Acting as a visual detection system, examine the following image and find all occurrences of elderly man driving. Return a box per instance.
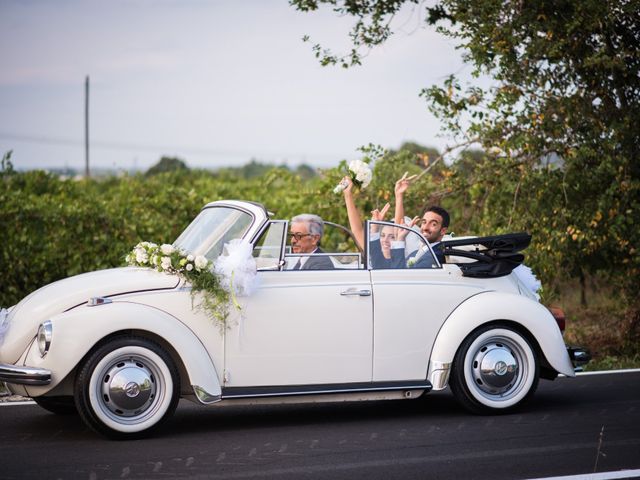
[289,214,334,270]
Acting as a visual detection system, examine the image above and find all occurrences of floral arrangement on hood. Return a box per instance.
[125,240,257,330]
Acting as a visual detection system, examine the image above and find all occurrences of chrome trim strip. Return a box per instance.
[0,363,51,386]
[192,385,221,404]
[221,382,432,400]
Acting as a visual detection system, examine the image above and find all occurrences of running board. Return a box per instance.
[221,380,432,400]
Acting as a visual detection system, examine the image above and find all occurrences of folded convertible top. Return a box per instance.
[441,232,531,278]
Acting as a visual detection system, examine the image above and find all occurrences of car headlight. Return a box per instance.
[37,321,53,357]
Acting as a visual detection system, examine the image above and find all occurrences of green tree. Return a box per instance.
[146,156,189,176]
[291,0,640,308]
[295,163,318,180]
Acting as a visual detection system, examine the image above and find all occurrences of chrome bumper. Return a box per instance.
[0,363,51,385]
[567,346,591,371]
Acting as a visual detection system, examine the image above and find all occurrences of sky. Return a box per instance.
[0,0,474,172]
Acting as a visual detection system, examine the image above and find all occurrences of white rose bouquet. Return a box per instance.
[334,159,373,194]
[126,242,209,276]
[126,242,232,330]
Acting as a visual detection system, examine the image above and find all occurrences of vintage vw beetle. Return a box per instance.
[0,200,589,438]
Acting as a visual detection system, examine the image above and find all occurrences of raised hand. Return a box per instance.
[341,176,354,195]
[394,171,417,225]
[371,202,390,222]
[370,203,390,233]
[397,216,420,241]
[394,171,417,196]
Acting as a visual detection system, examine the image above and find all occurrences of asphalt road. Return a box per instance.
[1,371,639,480]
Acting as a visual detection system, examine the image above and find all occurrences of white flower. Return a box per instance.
[160,244,175,255]
[195,255,208,271]
[356,168,372,188]
[348,159,372,188]
[348,159,364,172]
[161,256,172,271]
[185,263,193,272]
[135,248,149,264]
[488,146,504,156]
[187,254,194,262]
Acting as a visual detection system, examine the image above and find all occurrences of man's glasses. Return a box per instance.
[289,232,313,241]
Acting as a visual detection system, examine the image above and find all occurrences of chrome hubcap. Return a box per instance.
[100,358,156,417]
[471,340,521,396]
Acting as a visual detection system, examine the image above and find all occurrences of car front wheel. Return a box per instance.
[450,325,539,414]
[74,336,179,439]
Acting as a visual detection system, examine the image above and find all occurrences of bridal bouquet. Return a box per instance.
[333,159,373,194]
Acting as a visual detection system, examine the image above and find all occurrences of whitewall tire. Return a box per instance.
[75,336,179,439]
[450,325,539,414]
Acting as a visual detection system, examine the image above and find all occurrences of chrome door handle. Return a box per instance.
[340,289,371,297]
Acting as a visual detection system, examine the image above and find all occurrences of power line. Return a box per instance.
[0,131,344,161]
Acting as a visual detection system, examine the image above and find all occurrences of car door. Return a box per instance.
[366,221,484,382]
[223,221,373,388]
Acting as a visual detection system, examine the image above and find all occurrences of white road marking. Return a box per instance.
[525,469,640,480]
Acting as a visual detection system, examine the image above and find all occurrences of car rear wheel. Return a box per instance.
[34,396,77,415]
[74,336,179,439]
[450,325,539,414]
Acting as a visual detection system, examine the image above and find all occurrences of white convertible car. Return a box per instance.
[0,200,589,439]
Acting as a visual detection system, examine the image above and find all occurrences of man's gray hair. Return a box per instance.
[291,214,324,237]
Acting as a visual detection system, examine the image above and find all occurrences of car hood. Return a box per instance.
[0,267,180,364]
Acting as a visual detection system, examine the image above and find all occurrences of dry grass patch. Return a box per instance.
[555,277,640,371]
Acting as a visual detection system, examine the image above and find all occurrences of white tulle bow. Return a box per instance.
[513,264,542,300]
[214,239,258,298]
[0,308,9,346]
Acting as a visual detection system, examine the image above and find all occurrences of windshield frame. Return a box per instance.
[174,204,259,261]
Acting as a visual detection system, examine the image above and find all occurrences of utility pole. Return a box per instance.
[84,75,90,178]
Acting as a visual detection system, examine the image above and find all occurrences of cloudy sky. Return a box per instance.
[0,0,473,172]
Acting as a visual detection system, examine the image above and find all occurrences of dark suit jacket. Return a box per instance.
[406,247,439,269]
[300,247,335,270]
[416,242,444,265]
[368,238,395,269]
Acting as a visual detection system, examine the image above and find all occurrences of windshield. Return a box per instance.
[174,206,254,261]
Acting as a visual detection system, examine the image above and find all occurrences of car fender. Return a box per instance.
[22,301,222,401]
[428,291,574,389]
